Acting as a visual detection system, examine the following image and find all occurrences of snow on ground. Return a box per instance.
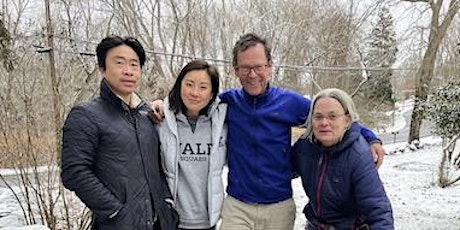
[0,187,49,230]
[375,99,413,135]
[379,138,460,229]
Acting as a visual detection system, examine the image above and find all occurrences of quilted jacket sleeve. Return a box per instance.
[61,106,123,221]
[351,140,394,229]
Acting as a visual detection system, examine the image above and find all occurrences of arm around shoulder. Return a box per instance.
[357,124,386,168]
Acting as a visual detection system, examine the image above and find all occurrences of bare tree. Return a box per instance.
[403,0,460,142]
[0,0,105,229]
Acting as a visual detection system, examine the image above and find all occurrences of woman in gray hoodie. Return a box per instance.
[157,60,227,230]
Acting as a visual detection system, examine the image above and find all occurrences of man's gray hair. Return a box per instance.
[303,88,360,141]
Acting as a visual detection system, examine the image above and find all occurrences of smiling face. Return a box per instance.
[100,45,141,101]
[312,97,352,147]
[180,70,213,117]
[234,43,272,96]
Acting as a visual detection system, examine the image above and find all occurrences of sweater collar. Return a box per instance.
[241,84,273,103]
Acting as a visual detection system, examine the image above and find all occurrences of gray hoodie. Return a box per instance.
[158,97,227,228]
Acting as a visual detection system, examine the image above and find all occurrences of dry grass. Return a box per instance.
[0,131,57,168]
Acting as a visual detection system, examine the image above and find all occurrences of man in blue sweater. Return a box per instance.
[218,33,385,230]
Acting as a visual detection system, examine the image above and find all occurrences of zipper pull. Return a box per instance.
[318,154,323,166]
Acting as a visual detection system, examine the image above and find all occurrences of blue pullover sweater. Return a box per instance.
[219,86,378,204]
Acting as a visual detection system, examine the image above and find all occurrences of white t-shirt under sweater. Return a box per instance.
[176,113,211,229]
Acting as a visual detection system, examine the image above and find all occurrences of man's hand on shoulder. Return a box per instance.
[148,99,165,123]
[370,141,385,169]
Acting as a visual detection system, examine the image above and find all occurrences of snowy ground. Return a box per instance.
[1,100,459,229]
[0,186,49,230]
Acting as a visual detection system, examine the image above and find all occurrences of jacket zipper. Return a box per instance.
[316,153,328,228]
[251,97,261,194]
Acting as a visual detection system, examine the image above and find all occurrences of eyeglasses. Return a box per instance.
[312,113,348,122]
[235,64,269,75]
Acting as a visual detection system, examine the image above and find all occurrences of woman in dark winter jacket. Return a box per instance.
[290,88,394,230]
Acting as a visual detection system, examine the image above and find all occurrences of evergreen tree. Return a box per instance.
[363,7,397,107]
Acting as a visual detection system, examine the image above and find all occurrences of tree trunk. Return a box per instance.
[45,0,62,162]
[408,0,460,142]
[408,45,437,142]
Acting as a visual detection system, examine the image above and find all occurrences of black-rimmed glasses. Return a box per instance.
[235,64,269,75]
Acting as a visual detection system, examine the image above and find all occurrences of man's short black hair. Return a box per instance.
[96,35,146,69]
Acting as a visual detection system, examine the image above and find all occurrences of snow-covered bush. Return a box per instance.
[426,81,460,187]
[426,81,460,139]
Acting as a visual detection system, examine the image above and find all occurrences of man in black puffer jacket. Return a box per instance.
[61,35,178,230]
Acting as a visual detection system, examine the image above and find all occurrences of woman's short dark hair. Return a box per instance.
[168,60,220,116]
[96,35,146,69]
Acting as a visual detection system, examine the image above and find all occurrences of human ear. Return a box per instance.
[99,67,106,78]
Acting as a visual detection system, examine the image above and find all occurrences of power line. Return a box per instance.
[14,33,418,71]
[277,64,417,71]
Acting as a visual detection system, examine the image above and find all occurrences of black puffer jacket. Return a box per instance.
[61,79,178,230]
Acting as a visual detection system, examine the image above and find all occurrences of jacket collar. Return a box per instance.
[100,78,144,112]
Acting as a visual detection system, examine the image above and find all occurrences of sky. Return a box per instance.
[1,99,459,229]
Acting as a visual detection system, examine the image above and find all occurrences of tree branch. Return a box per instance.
[350,47,369,98]
[401,0,430,3]
[439,0,460,34]
[443,134,460,153]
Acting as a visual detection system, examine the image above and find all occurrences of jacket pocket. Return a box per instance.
[98,204,133,229]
